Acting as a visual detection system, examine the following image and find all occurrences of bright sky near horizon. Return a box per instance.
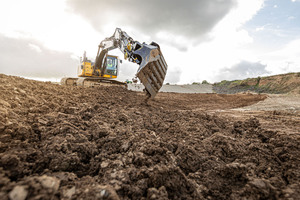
[0,0,300,84]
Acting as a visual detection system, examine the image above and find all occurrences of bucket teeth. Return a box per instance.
[135,45,168,98]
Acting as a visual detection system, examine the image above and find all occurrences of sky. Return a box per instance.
[0,0,300,84]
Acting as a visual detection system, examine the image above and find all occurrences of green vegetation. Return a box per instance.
[256,76,261,87]
[217,80,229,86]
[192,82,201,85]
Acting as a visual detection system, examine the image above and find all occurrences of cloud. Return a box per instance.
[164,67,182,84]
[28,43,42,53]
[260,39,300,74]
[215,60,270,81]
[66,0,237,49]
[0,34,78,79]
[0,0,102,56]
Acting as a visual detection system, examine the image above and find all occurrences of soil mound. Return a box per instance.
[0,74,299,199]
[214,72,300,94]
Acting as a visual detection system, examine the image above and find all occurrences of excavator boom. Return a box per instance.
[95,28,168,98]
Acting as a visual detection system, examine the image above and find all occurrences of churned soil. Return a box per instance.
[0,74,299,199]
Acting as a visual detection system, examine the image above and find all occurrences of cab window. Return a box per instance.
[105,57,118,76]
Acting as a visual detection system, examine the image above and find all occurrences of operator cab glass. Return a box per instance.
[105,56,118,76]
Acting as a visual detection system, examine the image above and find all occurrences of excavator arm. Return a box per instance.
[94,28,168,98]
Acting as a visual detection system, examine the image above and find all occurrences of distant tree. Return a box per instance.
[192,82,201,85]
[256,76,261,86]
[202,80,209,84]
[166,83,170,85]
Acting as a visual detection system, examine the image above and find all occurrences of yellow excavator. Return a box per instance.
[61,51,124,87]
[61,28,168,98]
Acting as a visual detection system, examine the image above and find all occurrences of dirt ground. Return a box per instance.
[1,74,300,200]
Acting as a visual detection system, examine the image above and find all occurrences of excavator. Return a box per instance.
[61,28,168,98]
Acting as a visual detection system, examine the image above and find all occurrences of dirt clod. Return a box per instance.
[8,185,28,200]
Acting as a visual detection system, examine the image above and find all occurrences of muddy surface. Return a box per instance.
[0,74,300,199]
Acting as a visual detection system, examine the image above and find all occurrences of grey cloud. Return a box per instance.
[216,60,270,82]
[0,35,78,79]
[66,0,237,50]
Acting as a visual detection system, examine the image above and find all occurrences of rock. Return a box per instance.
[63,186,76,199]
[101,161,110,168]
[8,185,28,200]
[118,113,129,122]
[245,178,278,199]
[17,88,26,95]
[112,160,123,167]
[38,118,48,125]
[121,142,130,152]
[96,185,120,200]
[37,175,60,191]
[250,179,266,188]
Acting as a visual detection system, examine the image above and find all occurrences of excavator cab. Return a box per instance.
[77,53,120,79]
[103,55,119,78]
